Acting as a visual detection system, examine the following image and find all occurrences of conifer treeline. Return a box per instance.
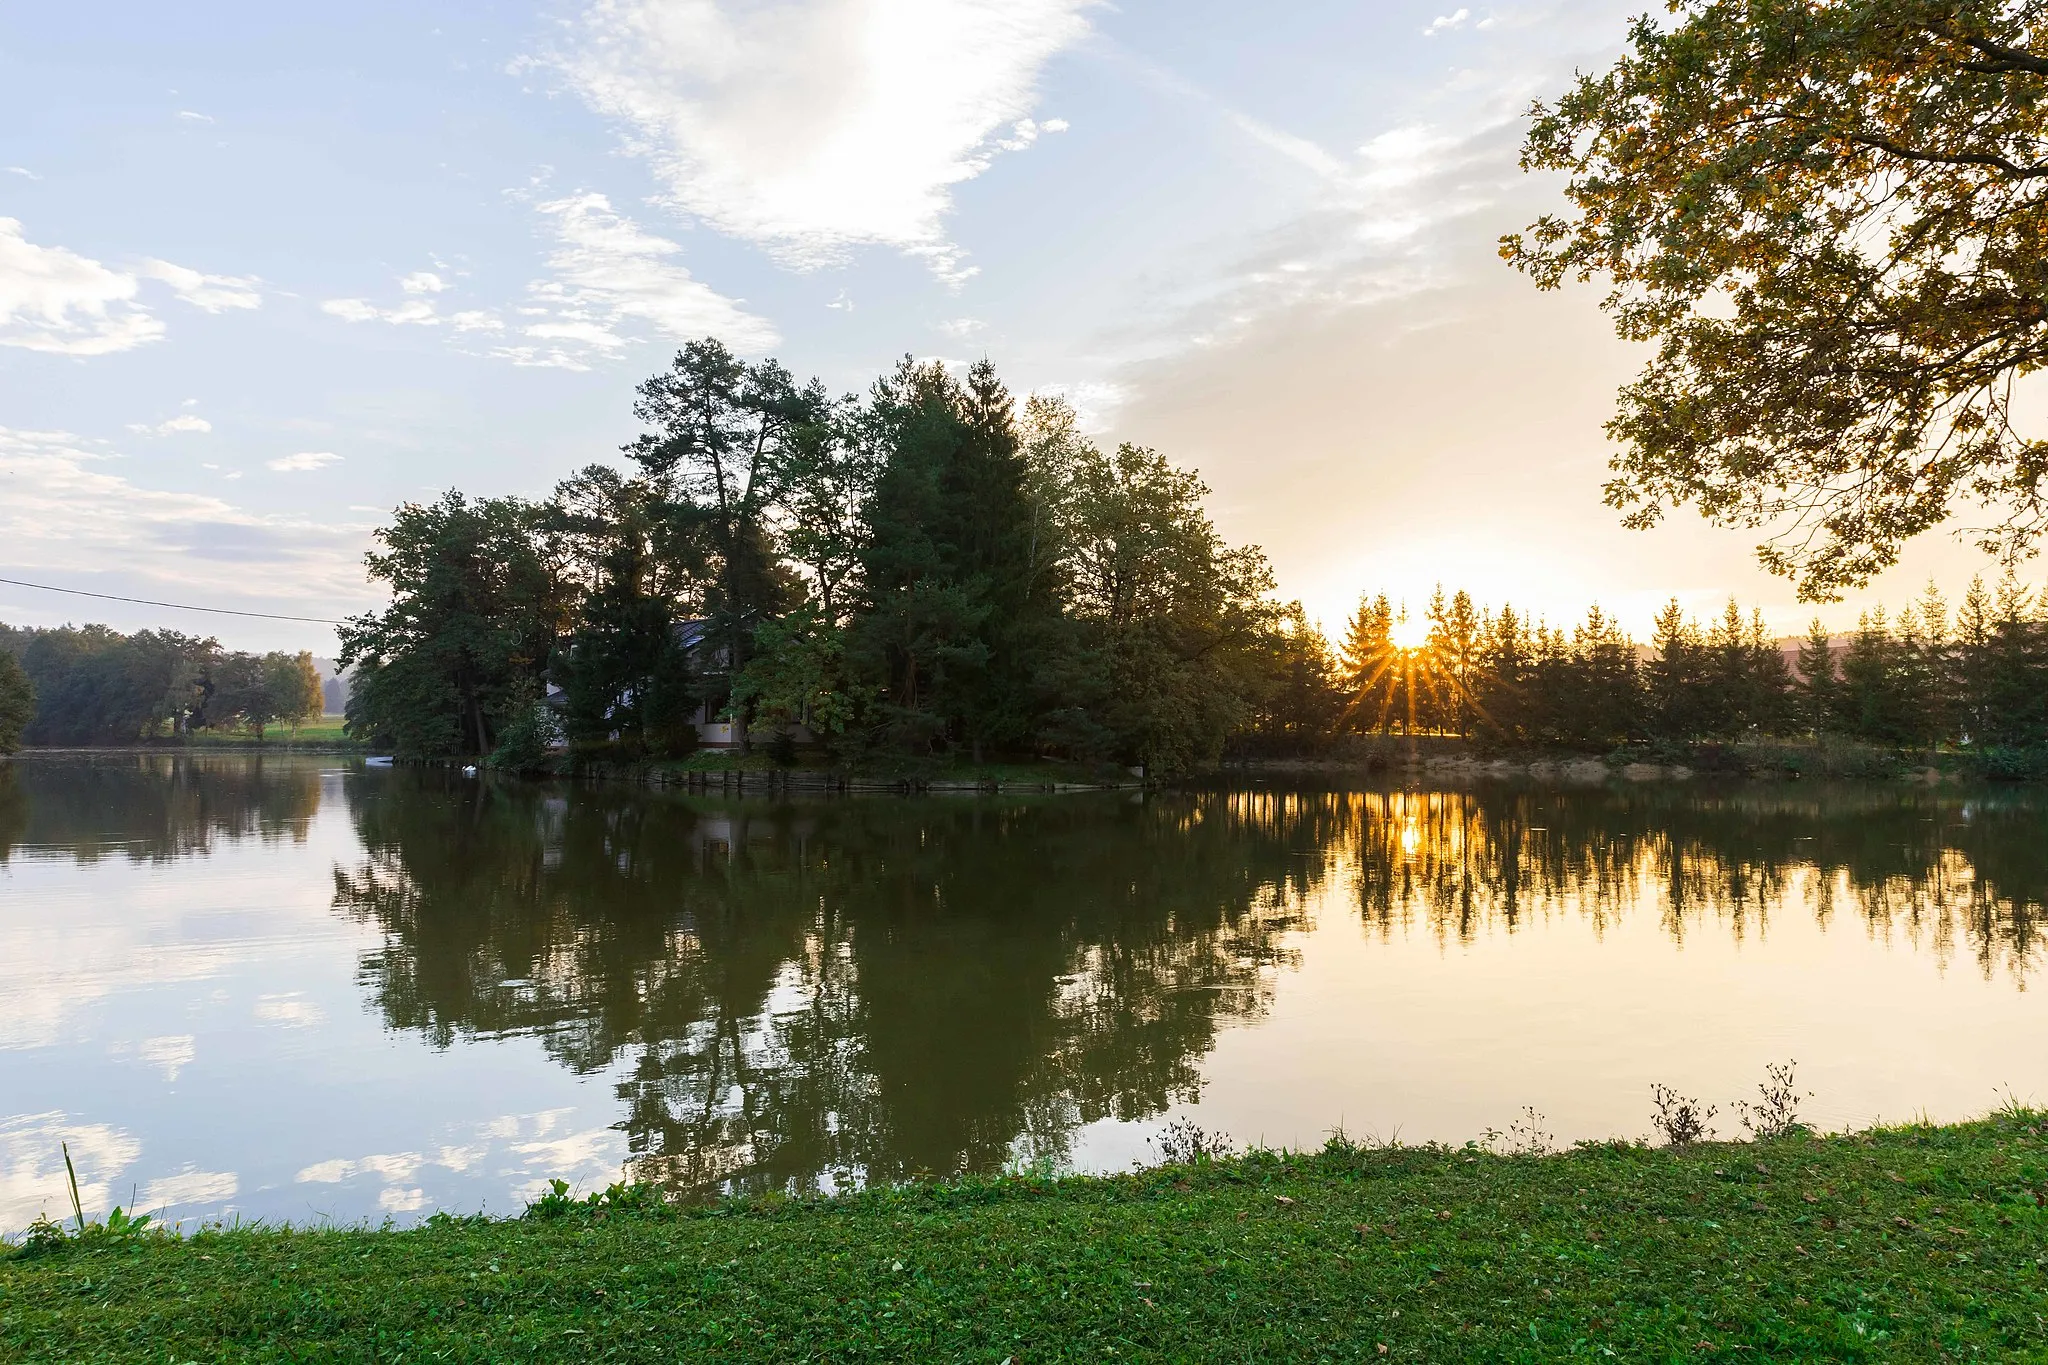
[1330,580,2048,755]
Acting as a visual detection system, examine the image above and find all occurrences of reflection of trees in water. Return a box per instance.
[331,777,1329,1195]
[0,755,323,865]
[1340,785,2047,983]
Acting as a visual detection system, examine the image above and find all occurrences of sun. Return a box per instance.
[1390,615,1430,651]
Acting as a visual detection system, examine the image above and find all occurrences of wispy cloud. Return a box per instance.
[399,271,447,295]
[0,426,368,606]
[0,219,165,355]
[128,413,213,436]
[322,297,440,326]
[176,109,215,123]
[0,220,260,355]
[267,451,342,472]
[138,260,261,313]
[3,166,37,180]
[491,192,775,370]
[530,0,1090,283]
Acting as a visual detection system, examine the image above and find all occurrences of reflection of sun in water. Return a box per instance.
[1400,820,1421,856]
[1391,615,1429,651]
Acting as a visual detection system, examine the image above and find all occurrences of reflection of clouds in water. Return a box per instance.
[0,1112,141,1231]
[296,1152,423,1184]
[435,1143,489,1173]
[141,1166,237,1215]
[291,1111,626,1219]
[137,1034,196,1080]
[0,935,243,1052]
[254,993,323,1028]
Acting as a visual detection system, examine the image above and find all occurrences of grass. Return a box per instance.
[184,716,357,747]
[6,1113,2047,1361]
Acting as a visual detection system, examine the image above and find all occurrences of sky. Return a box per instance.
[0,0,2021,655]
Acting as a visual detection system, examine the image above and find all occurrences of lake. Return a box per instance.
[2,753,2043,1234]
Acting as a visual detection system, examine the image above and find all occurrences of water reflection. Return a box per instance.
[1331,786,2046,982]
[330,777,1316,1192]
[0,754,321,865]
[328,776,2048,1195]
[4,756,2044,1218]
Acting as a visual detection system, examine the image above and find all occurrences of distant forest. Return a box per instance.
[0,625,322,749]
[327,338,2048,774]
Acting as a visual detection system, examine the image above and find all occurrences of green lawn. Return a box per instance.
[177,717,358,747]
[6,1114,2046,1361]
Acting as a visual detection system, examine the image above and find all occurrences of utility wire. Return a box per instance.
[0,576,348,625]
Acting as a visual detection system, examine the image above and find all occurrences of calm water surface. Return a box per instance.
[2,753,2044,1233]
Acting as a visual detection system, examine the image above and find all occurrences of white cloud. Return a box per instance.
[268,451,342,472]
[139,259,262,312]
[536,0,1091,280]
[936,316,985,338]
[141,1167,238,1213]
[1424,9,1470,36]
[399,271,448,294]
[176,109,215,123]
[826,290,853,311]
[4,166,37,180]
[128,413,213,436]
[0,219,164,355]
[449,309,504,333]
[0,220,259,355]
[491,192,776,368]
[321,297,439,326]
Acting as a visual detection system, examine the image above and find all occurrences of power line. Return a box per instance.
[0,576,349,625]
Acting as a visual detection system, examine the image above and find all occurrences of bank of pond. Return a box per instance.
[5,1112,2045,1360]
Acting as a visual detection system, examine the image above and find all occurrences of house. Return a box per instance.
[545,618,813,752]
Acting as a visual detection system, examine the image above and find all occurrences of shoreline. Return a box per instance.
[7,1110,2043,1359]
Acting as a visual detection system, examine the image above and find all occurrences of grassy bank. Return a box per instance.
[7,1114,2047,1361]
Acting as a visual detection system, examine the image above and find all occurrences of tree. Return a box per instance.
[4,625,215,744]
[1035,436,1277,771]
[1644,600,1706,741]
[854,358,1058,762]
[626,340,825,730]
[1425,588,1485,737]
[1337,594,1401,734]
[267,652,325,738]
[339,492,565,757]
[1507,1,2048,599]
[1795,620,1842,736]
[776,399,881,624]
[544,466,698,756]
[0,648,33,754]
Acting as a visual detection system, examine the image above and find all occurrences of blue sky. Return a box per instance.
[0,0,2006,653]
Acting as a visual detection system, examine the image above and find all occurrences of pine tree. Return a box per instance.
[1337,594,1398,734]
[1794,619,1839,736]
